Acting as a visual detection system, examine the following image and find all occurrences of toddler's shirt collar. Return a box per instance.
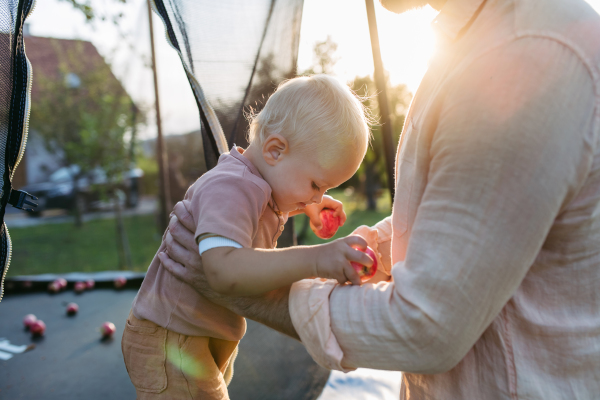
[227,146,282,214]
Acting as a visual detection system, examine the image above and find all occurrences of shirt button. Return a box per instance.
[279,225,284,231]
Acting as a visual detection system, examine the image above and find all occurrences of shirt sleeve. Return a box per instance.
[289,37,597,373]
[198,236,243,255]
[189,170,270,249]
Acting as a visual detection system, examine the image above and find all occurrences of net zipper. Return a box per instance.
[1,223,12,302]
[10,30,34,181]
[0,0,37,303]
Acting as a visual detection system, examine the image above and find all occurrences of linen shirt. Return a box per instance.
[289,0,600,398]
[133,147,287,340]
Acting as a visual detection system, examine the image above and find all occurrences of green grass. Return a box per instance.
[7,214,162,276]
[295,189,392,246]
[6,190,392,276]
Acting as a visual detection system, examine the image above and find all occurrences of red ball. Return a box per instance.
[74,281,86,293]
[66,302,79,315]
[350,246,378,282]
[55,278,67,290]
[30,320,46,336]
[23,314,37,329]
[114,277,127,289]
[48,281,61,293]
[85,279,95,290]
[314,208,342,239]
[100,322,116,338]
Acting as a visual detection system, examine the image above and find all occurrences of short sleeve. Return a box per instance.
[189,170,270,249]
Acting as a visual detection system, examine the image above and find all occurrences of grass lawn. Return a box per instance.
[7,214,163,276]
[7,190,392,276]
[295,189,392,246]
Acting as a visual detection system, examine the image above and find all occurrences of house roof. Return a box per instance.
[24,36,132,105]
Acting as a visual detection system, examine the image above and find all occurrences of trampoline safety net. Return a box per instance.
[0,0,304,300]
[0,0,36,302]
[151,0,305,170]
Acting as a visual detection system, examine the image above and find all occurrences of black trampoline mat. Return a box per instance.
[0,289,329,399]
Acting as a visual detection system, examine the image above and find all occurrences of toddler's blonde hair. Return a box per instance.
[247,74,371,168]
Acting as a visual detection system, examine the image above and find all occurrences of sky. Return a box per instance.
[26,0,600,140]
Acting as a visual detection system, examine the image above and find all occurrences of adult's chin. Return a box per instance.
[380,0,436,13]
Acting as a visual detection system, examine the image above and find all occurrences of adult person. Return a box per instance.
[158,0,600,397]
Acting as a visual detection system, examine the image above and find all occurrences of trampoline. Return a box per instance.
[0,0,331,397]
[0,284,329,399]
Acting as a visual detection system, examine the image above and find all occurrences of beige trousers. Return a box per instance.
[122,311,238,400]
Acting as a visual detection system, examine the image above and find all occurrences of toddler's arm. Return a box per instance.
[201,235,373,296]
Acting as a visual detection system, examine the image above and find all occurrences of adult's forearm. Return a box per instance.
[230,286,299,340]
[204,284,299,340]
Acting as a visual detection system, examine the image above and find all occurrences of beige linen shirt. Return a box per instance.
[133,147,286,340]
[289,0,600,398]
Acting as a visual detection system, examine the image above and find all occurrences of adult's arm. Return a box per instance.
[161,201,393,331]
[160,203,300,340]
[289,37,597,373]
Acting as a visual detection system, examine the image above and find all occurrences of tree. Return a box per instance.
[30,39,138,231]
[350,75,411,209]
[301,35,340,76]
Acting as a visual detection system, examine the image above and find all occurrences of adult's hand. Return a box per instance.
[158,201,226,305]
[159,201,299,340]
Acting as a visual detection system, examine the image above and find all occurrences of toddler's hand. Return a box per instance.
[313,235,373,285]
[305,195,346,231]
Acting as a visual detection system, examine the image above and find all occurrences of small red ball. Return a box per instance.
[100,322,116,338]
[55,278,67,290]
[314,208,342,239]
[48,281,61,293]
[114,277,127,289]
[74,281,86,293]
[350,246,378,282]
[23,314,37,329]
[66,302,79,316]
[30,320,46,336]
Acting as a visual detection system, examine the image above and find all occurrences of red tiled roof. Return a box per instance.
[24,36,131,102]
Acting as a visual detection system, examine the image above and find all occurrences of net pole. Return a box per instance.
[147,0,171,232]
[365,0,396,202]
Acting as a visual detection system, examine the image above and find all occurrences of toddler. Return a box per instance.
[122,74,373,399]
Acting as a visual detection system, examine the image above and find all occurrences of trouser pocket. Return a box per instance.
[122,312,168,393]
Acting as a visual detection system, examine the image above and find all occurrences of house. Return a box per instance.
[13,30,134,188]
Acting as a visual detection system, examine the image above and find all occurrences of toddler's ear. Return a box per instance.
[262,134,289,166]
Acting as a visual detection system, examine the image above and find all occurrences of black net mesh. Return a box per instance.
[0,0,34,300]
[0,0,18,185]
[152,0,304,170]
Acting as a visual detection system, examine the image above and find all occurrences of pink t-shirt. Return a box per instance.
[132,147,287,340]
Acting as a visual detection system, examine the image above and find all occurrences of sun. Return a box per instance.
[376,6,438,90]
[298,1,438,93]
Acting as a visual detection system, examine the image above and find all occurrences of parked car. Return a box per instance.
[20,165,144,216]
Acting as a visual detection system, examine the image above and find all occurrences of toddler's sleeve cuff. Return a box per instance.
[198,235,243,255]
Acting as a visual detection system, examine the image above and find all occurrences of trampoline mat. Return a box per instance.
[0,290,329,399]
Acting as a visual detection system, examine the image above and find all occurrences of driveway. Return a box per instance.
[4,196,157,228]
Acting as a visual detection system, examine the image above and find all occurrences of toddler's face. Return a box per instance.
[269,148,361,213]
